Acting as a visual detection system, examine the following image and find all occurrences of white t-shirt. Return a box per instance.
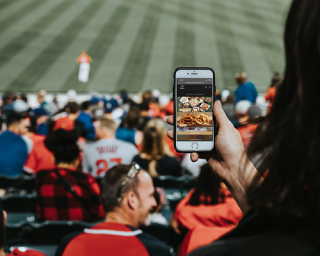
[82,138,138,177]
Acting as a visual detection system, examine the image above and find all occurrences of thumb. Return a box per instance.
[213,100,231,128]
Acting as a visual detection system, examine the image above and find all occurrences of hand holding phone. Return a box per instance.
[167,100,260,215]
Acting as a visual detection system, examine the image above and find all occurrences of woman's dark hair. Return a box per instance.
[81,101,91,111]
[188,164,223,206]
[125,107,141,129]
[141,126,165,159]
[247,0,320,218]
[44,128,80,165]
[65,102,80,114]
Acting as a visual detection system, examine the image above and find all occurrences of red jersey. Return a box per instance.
[178,225,235,256]
[56,222,171,256]
[162,100,174,115]
[148,103,166,119]
[173,189,242,232]
[53,116,75,131]
[28,133,45,145]
[8,248,46,256]
[237,123,258,148]
[265,86,277,113]
[24,137,56,173]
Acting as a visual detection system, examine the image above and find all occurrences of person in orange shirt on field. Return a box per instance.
[77,50,92,83]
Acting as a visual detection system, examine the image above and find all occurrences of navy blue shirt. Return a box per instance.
[234,81,258,104]
[76,112,96,140]
[0,131,32,176]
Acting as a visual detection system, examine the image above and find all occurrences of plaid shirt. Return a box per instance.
[35,168,104,222]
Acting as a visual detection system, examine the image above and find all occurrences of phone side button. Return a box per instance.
[191,142,199,149]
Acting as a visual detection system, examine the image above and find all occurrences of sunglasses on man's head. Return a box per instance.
[117,162,141,202]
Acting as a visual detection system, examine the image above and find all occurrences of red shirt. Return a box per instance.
[178,225,235,256]
[148,103,166,119]
[265,86,276,103]
[53,116,75,131]
[162,100,174,115]
[237,124,258,148]
[24,137,56,173]
[265,87,277,113]
[174,189,242,232]
[28,133,45,145]
[56,222,171,256]
[35,168,104,222]
[8,249,46,256]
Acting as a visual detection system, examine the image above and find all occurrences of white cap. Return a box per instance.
[67,89,77,101]
[235,100,252,115]
[13,100,27,113]
[221,90,230,102]
[153,89,161,98]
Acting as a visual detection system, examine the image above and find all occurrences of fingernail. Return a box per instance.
[217,100,221,108]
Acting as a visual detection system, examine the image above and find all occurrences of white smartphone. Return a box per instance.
[173,67,215,152]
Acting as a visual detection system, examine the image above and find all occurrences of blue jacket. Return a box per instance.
[234,81,258,104]
[76,111,96,140]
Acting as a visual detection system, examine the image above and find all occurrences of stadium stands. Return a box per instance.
[0,88,264,255]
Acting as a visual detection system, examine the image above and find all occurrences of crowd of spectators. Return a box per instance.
[0,73,273,255]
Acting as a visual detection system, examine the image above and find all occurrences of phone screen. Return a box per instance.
[176,78,213,141]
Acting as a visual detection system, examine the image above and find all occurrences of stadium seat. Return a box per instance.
[7,221,97,245]
[153,175,196,190]
[153,176,185,189]
[164,189,184,211]
[182,175,197,191]
[141,224,181,251]
[0,174,35,193]
[1,192,37,213]
[6,212,36,226]
[9,245,57,256]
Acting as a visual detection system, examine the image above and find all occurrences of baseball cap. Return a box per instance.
[248,105,262,118]
[12,100,27,113]
[67,89,77,102]
[235,100,252,115]
[33,107,47,117]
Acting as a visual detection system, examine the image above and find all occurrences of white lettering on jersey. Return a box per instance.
[96,146,118,154]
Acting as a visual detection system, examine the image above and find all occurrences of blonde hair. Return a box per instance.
[98,118,116,133]
[145,118,173,156]
[141,118,173,177]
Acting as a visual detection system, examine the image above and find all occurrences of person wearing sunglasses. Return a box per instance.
[56,163,171,256]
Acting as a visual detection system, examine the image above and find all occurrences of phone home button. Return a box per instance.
[191,142,199,149]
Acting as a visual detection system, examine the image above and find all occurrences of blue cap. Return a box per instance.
[33,107,47,117]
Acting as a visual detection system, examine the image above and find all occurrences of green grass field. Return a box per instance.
[0,0,291,94]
